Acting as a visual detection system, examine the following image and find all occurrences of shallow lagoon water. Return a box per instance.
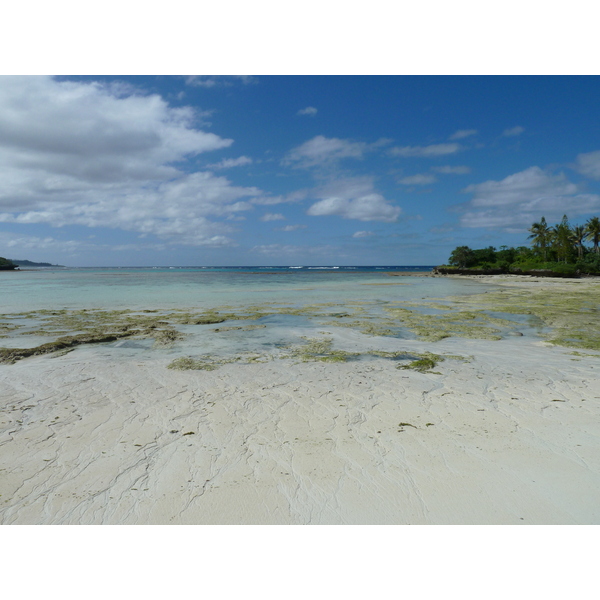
[0,267,516,366]
[1,267,494,312]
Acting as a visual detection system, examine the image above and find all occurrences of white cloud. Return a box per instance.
[502,126,525,137]
[463,167,577,207]
[0,76,261,246]
[398,174,437,185]
[309,196,399,221]
[458,166,600,229]
[261,213,285,221]
[185,75,257,87]
[575,150,600,180]
[283,135,368,168]
[307,177,401,222]
[251,190,309,206]
[276,224,306,231]
[251,244,299,255]
[186,76,220,88]
[390,143,461,157]
[0,231,86,254]
[449,129,477,140]
[297,106,318,116]
[352,231,374,238]
[250,243,334,257]
[207,156,253,169]
[431,165,471,174]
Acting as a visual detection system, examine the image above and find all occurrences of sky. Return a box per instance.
[1,75,600,266]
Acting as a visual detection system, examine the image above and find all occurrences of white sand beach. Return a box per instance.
[1,275,599,524]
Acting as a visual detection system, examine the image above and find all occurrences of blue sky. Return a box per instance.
[1,75,600,266]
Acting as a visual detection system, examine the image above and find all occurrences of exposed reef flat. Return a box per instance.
[1,277,599,524]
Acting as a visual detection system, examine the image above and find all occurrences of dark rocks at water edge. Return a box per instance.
[432,266,582,278]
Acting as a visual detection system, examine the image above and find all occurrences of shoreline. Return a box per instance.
[1,276,599,524]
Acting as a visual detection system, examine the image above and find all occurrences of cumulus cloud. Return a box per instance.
[352,231,374,238]
[307,177,401,222]
[297,106,318,116]
[260,213,285,221]
[449,129,477,140]
[207,156,253,169]
[283,135,368,168]
[276,224,306,231]
[575,150,600,180]
[0,76,261,246]
[389,143,461,157]
[463,167,577,207]
[458,166,600,229]
[398,174,437,185]
[431,165,471,174]
[502,126,525,137]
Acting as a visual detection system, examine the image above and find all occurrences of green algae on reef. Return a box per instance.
[2,283,599,366]
[213,324,266,333]
[284,336,360,363]
[0,308,189,363]
[167,352,272,371]
[397,352,444,373]
[152,328,186,347]
[0,330,143,364]
[449,284,600,351]
[324,305,509,342]
[167,356,229,371]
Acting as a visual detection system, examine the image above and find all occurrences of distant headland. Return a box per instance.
[0,257,17,270]
[0,257,64,269]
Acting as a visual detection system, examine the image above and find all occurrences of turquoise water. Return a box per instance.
[0,267,493,313]
[0,267,507,364]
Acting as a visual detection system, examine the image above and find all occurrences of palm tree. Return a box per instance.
[572,225,586,260]
[552,214,575,263]
[528,216,551,260]
[584,216,600,254]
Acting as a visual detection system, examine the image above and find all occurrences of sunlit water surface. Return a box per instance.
[1,267,507,362]
[1,266,492,312]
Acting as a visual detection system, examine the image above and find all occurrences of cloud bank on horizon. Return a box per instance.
[1,75,599,266]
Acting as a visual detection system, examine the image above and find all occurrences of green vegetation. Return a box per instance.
[168,356,236,370]
[440,215,600,276]
[464,286,600,351]
[0,330,141,364]
[284,336,360,363]
[0,257,17,270]
[8,259,63,267]
[0,308,189,363]
[397,352,443,372]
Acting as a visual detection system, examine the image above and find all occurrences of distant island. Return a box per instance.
[9,259,64,267]
[435,215,600,278]
[0,257,64,269]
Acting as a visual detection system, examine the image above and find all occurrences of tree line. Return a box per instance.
[445,215,600,275]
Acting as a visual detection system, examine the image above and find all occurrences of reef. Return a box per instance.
[1,283,599,367]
